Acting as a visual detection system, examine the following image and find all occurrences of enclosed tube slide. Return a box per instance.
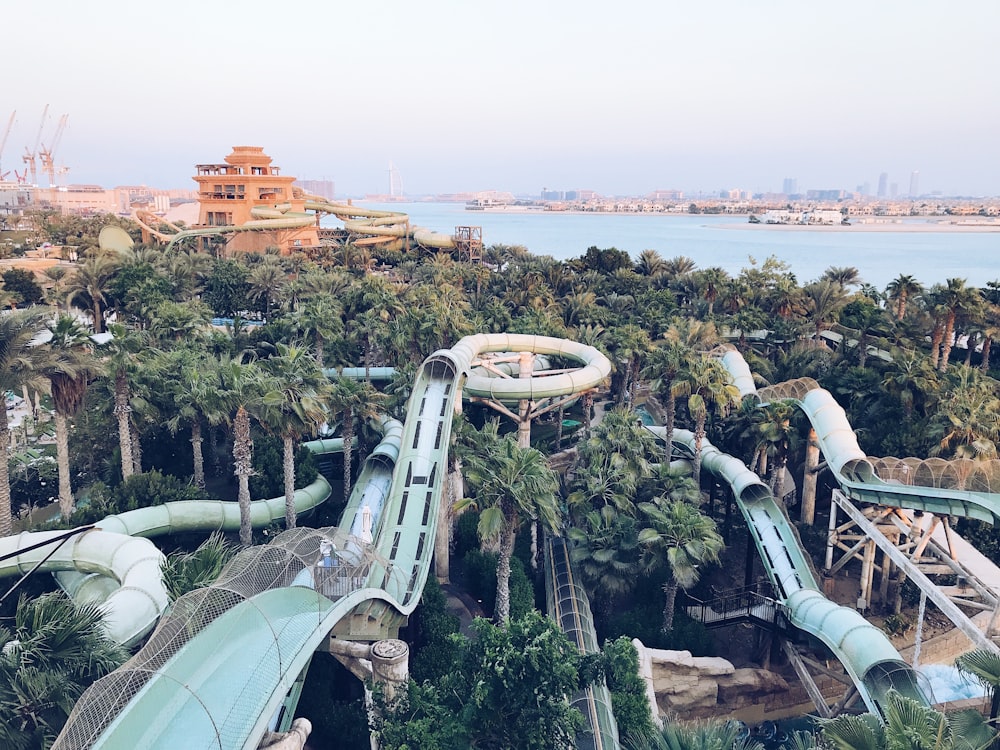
[545,536,621,750]
[646,425,927,715]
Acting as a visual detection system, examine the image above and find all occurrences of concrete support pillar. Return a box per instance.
[517,351,533,449]
[370,639,410,704]
[801,428,820,525]
[824,498,837,572]
[858,539,876,611]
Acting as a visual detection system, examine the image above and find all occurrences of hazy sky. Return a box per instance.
[5,0,999,197]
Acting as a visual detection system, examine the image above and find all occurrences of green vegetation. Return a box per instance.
[4,208,1000,745]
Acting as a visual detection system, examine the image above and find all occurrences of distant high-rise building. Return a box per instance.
[782,177,798,195]
[909,171,920,197]
[296,179,335,201]
[877,172,888,198]
[890,182,898,199]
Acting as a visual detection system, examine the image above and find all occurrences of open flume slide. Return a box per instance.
[52,334,611,750]
[718,346,1000,524]
[645,424,928,716]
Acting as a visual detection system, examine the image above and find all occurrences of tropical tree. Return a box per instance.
[160,533,238,600]
[217,354,267,545]
[638,498,724,633]
[292,293,343,366]
[567,510,642,617]
[744,399,798,497]
[247,258,287,320]
[672,357,741,485]
[821,265,862,289]
[803,279,849,340]
[260,342,330,528]
[643,341,692,455]
[956,648,1000,730]
[0,591,127,750]
[65,254,119,334]
[0,308,52,535]
[101,324,149,480]
[928,369,1000,460]
[40,315,105,520]
[885,274,923,322]
[818,689,994,750]
[162,350,223,491]
[456,435,561,623]
[328,377,388,503]
[935,278,983,372]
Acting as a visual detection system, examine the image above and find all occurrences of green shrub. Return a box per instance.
[249,435,319,500]
[409,576,461,682]
[461,549,534,620]
[603,636,656,742]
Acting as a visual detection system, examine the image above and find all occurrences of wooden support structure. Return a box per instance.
[826,490,1000,652]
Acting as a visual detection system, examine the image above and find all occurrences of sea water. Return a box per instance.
[325,202,1000,291]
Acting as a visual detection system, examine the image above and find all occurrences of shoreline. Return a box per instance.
[717,221,1000,234]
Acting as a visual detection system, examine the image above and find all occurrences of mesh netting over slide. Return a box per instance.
[53,527,383,750]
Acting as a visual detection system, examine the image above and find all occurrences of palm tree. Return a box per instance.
[821,265,862,289]
[0,592,127,749]
[217,354,266,546]
[293,293,343,366]
[638,499,724,633]
[329,377,388,504]
[928,369,1000,460]
[567,511,642,618]
[0,308,52,535]
[260,342,330,528]
[635,249,668,278]
[247,259,287,321]
[160,532,238,600]
[162,351,222,491]
[40,314,105,520]
[803,279,849,340]
[65,254,118,334]
[957,648,1000,731]
[818,688,995,750]
[672,357,741,486]
[745,399,797,498]
[101,324,148,481]
[885,274,923,322]
[643,341,692,456]
[457,434,561,623]
[936,278,984,373]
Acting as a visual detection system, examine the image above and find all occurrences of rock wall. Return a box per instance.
[634,641,789,720]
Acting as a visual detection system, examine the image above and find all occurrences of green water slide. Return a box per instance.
[646,424,928,716]
[0,439,341,647]
[52,335,611,750]
[720,345,1000,523]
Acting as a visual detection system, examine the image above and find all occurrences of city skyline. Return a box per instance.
[5,0,999,198]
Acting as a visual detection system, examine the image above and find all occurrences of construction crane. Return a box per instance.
[22,104,48,186]
[39,113,68,187]
[0,111,15,180]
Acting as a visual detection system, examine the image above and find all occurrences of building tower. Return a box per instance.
[909,171,920,198]
[782,177,798,196]
[193,146,320,255]
[877,172,888,198]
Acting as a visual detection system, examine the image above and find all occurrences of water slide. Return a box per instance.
[133,197,459,251]
[717,346,1000,524]
[51,334,611,750]
[646,422,928,716]
[545,536,621,750]
[0,438,342,647]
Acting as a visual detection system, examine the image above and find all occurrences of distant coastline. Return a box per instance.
[718,220,1000,233]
